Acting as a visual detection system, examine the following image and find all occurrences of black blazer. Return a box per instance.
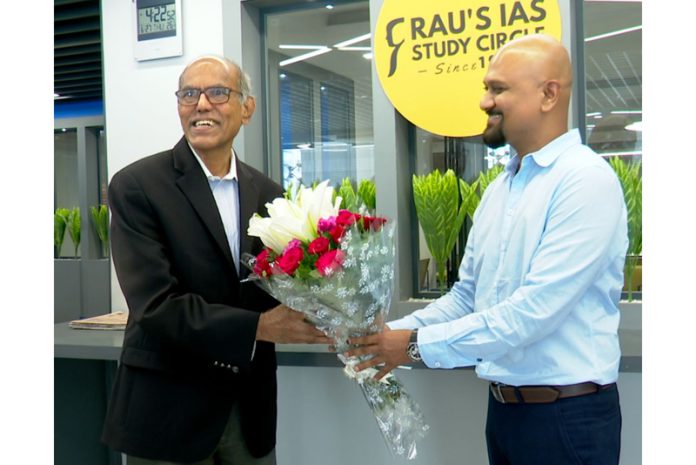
[101,137,284,462]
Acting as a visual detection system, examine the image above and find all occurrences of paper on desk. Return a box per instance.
[69,311,128,330]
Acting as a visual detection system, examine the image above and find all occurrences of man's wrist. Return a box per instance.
[406,329,422,362]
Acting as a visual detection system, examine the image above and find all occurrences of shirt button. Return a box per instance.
[477,358,483,363]
[434,362,441,368]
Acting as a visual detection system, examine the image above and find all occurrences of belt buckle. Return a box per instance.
[492,383,506,404]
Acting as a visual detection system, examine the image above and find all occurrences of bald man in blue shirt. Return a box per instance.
[348,35,627,465]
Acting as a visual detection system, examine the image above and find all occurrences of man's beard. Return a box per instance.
[482,115,506,149]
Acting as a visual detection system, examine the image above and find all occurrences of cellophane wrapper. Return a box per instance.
[243,222,429,459]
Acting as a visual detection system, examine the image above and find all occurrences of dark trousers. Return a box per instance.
[485,384,621,465]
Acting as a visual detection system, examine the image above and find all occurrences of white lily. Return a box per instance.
[248,195,317,253]
[297,180,342,234]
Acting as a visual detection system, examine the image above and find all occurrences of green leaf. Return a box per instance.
[608,156,642,256]
[90,205,109,256]
[66,207,81,257]
[54,208,69,256]
[413,169,467,294]
[337,177,357,211]
[357,179,377,211]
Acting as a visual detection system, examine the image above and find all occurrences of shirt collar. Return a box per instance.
[505,128,581,173]
[188,143,238,181]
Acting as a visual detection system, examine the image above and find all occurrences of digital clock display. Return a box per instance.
[137,1,177,41]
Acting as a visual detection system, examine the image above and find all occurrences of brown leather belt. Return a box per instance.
[490,382,616,404]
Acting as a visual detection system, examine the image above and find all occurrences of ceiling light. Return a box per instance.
[363,52,373,60]
[279,47,331,67]
[585,25,641,43]
[279,44,327,50]
[611,110,642,115]
[334,33,371,48]
[338,46,372,51]
[625,121,643,132]
[326,4,334,9]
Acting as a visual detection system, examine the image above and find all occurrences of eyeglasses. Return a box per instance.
[175,87,243,105]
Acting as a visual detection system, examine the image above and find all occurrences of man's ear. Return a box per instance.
[241,96,256,124]
[540,80,561,112]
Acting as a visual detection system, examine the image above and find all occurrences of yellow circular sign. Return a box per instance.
[375,0,562,137]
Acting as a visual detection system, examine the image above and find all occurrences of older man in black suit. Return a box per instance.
[102,56,328,465]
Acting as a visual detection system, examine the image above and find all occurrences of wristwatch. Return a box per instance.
[406,329,422,362]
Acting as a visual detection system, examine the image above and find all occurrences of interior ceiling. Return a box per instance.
[54,0,102,103]
[53,0,642,121]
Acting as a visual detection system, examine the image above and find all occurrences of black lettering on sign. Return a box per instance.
[429,14,449,37]
[411,17,426,39]
[530,0,547,21]
[448,10,467,34]
[508,2,531,26]
[476,7,491,30]
[386,17,406,77]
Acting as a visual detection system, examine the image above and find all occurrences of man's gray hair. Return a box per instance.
[179,55,253,101]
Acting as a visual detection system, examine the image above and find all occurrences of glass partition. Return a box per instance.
[54,128,80,257]
[265,1,373,190]
[584,0,642,300]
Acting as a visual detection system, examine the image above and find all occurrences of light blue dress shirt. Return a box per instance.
[190,146,240,274]
[389,129,628,386]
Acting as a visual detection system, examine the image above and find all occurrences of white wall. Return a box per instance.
[103,0,245,311]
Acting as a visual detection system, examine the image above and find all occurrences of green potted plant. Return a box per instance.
[54,208,70,258]
[337,177,358,211]
[90,204,109,258]
[413,169,469,294]
[459,164,505,220]
[357,178,376,212]
[66,207,81,258]
[336,177,377,213]
[609,157,642,301]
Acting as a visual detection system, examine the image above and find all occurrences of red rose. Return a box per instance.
[362,215,387,231]
[277,246,304,275]
[328,224,345,243]
[316,249,345,277]
[308,236,330,255]
[336,209,361,227]
[253,248,273,277]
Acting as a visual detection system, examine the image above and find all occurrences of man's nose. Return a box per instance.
[196,92,213,110]
[480,92,494,112]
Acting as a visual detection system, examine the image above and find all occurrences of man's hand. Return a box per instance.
[256,305,330,344]
[344,327,413,380]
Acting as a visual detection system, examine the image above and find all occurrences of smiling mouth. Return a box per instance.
[192,120,216,128]
[487,113,502,126]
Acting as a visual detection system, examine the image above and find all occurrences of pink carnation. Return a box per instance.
[316,249,345,277]
[308,236,330,255]
[318,216,336,233]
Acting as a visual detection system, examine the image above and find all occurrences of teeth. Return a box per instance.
[194,120,214,127]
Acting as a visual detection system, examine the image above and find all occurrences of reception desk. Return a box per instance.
[55,310,642,465]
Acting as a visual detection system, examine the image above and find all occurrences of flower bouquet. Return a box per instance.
[244,180,429,459]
